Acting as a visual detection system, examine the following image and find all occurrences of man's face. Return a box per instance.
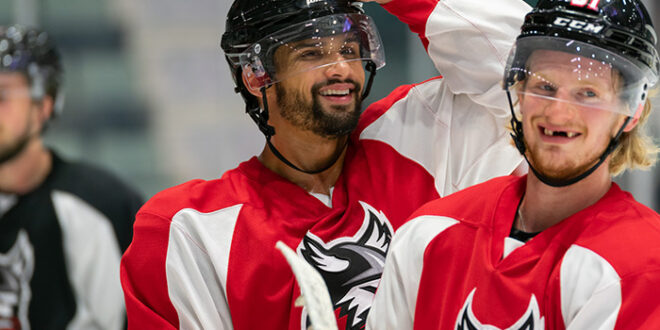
[271,34,366,138]
[518,50,627,181]
[0,72,39,163]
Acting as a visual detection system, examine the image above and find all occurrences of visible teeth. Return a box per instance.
[321,89,350,96]
[544,128,577,138]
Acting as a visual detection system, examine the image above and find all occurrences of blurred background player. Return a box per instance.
[0,25,143,329]
[368,0,660,328]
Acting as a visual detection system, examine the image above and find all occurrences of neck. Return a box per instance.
[518,165,612,233]
[0,139,52,195]
[259,127,348,196]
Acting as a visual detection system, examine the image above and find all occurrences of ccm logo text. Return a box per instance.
[553,17,604,33]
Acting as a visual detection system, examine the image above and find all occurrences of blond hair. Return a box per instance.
[609,98,659,176]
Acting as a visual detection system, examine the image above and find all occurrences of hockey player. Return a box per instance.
[120,0,529,329]
[367,0,660,328]
[0,25,143,329]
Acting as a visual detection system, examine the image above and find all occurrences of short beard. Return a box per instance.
[275,79,362,139]
[0,129,32,165]
[524,138,609,182]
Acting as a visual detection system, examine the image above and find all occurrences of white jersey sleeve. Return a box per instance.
[360,0,530,196]
[366,216,458,330]
[51,190,125,330]
[425,0,529,105]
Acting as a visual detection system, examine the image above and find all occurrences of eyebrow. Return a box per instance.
[342,35,360,44]
[530,69,613,89]
[292,35,360,51]
[292,42,323,50]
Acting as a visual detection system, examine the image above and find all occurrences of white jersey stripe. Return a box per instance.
[167,205,241,330]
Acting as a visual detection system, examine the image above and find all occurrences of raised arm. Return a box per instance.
[371,0,530,98]
[356,0,529,196]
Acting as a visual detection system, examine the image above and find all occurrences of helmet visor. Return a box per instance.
[504,36,656,117]
[227,13,385,90]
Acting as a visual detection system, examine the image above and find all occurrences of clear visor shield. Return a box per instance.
[504,37,657,118]
[227,13,385,90]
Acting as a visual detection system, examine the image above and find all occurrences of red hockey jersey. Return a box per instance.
[120,0,529,328]
[368,175,660,329]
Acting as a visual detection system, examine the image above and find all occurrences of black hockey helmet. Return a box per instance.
[220,0,385,138]
[518,0,658,79]
[503,0,660,187]
[505,0,659,115]
[0,25,64,116]
[221,0,369,55]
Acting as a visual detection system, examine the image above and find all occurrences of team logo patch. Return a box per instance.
[456,288,544,330]
[0,230,35,330]
[298,201,393,330]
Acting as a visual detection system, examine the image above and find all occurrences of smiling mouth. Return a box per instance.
[541,127,580,138]
[319,89,352,97]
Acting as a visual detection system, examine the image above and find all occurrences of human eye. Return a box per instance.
[575,88,603,104]
[297,48,323,61]
[340,44,359,58]
[529,81,556,95]
[579,89,598,98]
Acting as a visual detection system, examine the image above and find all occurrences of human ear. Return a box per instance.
[623,116,639,132]
[623,102,645,132]
[37,96,54,124]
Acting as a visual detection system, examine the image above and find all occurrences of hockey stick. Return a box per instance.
[275,241,338,330]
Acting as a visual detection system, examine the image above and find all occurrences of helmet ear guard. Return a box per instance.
[224,55,275,138]
[241,61,272,92]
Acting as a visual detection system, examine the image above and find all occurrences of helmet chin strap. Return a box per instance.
[505,89,631,187]
[253,61,378,175]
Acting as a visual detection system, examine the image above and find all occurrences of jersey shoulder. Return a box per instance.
[50,152,143,203]
[45,151,146,250]
[573,188,660,273]
[139,158,261,221]
[412,176,519,218]
[48,152,143,221]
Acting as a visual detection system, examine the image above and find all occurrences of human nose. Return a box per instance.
[543,90,577,124]
[324,55,351,79]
